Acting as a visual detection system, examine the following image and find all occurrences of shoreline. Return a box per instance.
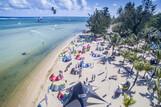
[2,33,80,107]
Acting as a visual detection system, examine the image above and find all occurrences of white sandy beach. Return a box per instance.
[3,33,152,107]
[35,34,151,107]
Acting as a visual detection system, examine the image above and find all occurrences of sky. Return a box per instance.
[0,0,161,17]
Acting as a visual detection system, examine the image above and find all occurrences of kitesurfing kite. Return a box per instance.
[51,7,56,14]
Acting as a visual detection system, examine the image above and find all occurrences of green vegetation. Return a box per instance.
[155,67,161,106]
[115,0,155,36]
[87,0,161,106]
[147,13,161,31]
[129,61,144,91]
[87,7,111,35]
[123,94,136,107]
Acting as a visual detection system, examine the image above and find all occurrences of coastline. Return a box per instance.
[2,33,80,107]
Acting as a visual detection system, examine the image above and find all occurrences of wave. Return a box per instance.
[0,17,18,20]
[30,30,41,34]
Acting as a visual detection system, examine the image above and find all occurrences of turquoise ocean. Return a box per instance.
[0,17,87,104]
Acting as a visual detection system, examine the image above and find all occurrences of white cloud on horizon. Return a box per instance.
[0,0,91,16]
[0,0,89,11]
[8,0,30,9]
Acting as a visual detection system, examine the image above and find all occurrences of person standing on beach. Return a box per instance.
[58,70,63,80]
[91,74,96,81]
[93,74,96,81]
[79,71,82,79]
[78,68,82,78]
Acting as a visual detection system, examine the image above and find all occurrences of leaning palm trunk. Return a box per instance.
[111,45,115,55]
[129,71,139,91]
[118,55,126,74]
[142,71,147,79]
[130,65,134,73]
[156,78,161,106]
[123,57,125,64]
[150,71,155,81]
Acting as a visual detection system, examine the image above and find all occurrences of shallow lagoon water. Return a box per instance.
[0,17,86,104]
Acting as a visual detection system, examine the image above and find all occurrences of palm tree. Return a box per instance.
[127,52,139,72]
[123,94,136,107]
[109,34,121,55]
[156,49,161,62]
[129,61,144,91]
[121,50,129,64]
[117,50,129,74]
[143,61,153,79]
[153,67,161,106]
[150,49,161,80]
[142,44,150,59]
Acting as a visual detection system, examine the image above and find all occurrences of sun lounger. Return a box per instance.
[108,75,117,80]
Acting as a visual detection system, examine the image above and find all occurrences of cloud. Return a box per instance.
[113,3,117,7]
[8,0,30,9]
[81,0,88,9]
[54,0,89,10]
[27,0,53,9]
[0,0,89,11]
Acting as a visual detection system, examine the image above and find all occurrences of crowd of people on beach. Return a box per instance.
[37,33,151,107]
[37,34,111,107]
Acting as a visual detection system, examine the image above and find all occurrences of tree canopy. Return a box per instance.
[113,0,156,37]
[87,7,111,35]
[147,13,161,31]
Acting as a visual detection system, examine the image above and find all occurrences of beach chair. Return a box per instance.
[108,75,117,80]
